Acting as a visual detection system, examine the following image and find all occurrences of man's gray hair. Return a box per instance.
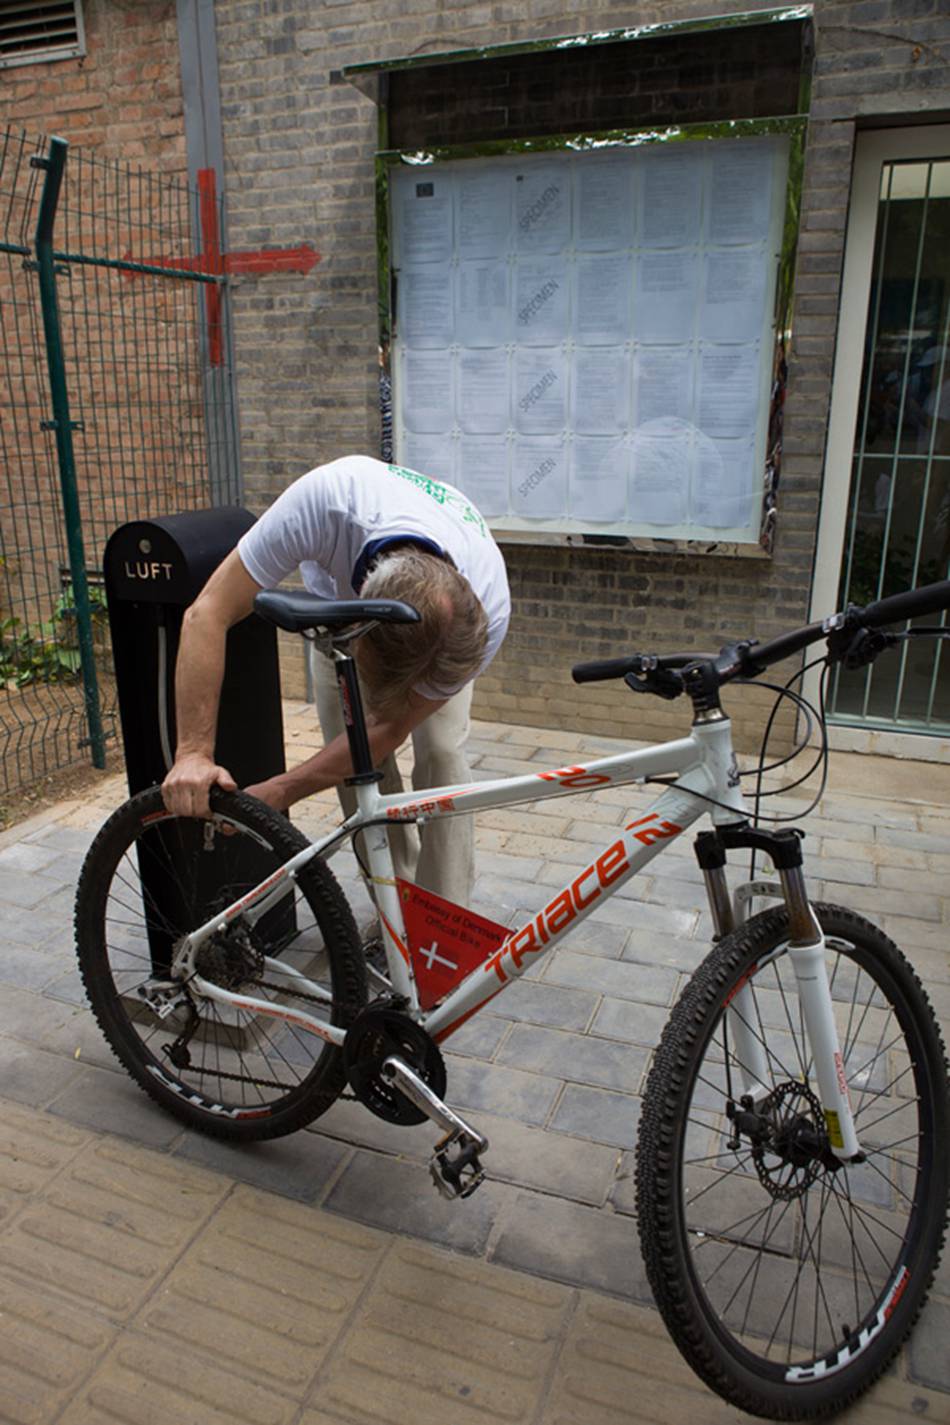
[356,548,488,716]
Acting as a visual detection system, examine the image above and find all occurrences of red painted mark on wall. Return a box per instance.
[123,169,320,365]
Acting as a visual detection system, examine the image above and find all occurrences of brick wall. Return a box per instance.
[211,0,950,744]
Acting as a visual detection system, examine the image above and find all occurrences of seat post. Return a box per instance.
[332,648,380,784]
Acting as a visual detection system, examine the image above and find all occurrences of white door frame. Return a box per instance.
[808,124,950,763]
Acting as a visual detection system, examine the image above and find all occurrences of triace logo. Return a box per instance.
[626,813,682,845]
[397,879,507,1010]
[538,764,612,790]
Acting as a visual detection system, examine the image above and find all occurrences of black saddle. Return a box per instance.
[254,591,420,635]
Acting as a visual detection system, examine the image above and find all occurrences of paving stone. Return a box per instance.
[488,977,600,1031]
[492,1192,651,1300]
[314,1095,433,1162]
[590,997,669,1047]
[315,1240,571,1425]
[23,824,95,854]
[139,1187,386,1395]
[0,1270,116,1425]
[175,1123,349,1201]
[464,1109,619,1205]
[621,927,708,972]
[41,966,89,1005]
[0,1036,86,1109]
[586,892,698,939]
[0,1100,89,1225]
[0,944,69,992]
[0,841,62,872]
[609,1150,638,1215]
[907,1297,950,1394]
[550,1084,642,1150]
[443,1054,562,1126]
[47,1061,183,1149]
[0,1135,228,1320]
[543,949,679,1007]
[59,1331,299,1425]
[324,1148,510,1254]
[0,868,73,909]
[497,1024,649,1095]
[440,1011,510,1059]
[548,1292,742,1424]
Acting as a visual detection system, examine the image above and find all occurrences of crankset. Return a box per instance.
[343,1003,447,1125]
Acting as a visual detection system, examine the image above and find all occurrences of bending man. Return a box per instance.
[162,455,510,906]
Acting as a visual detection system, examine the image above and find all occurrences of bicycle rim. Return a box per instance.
[637,903,948,1419]
[75,788,365,1137]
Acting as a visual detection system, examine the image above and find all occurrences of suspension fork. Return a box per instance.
[696,826,862,1162]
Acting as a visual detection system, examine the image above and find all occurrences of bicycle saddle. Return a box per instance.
[254,591,420,634]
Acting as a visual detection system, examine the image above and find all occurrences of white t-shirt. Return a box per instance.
[238,456,510,699]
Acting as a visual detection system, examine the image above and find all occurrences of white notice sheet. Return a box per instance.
[629,419,691,526]
[576,254,632,345]
[634,250,700,343]
[457,261,510,346]
[576,158,632,251]
[691,435,757,529]
[400,433,455,483]
[400,266,453,348]
[514,166,571,253]
[458,171,511,258]
[571,437,628,521]
[459,349,509,433]
[512,436,568,518]
[634,346,693,426]
[515,259,570,345]
[397,176,452,265]
[638,147,703,248]
[697,346,759,440]
[514,347,567,434]
[701,249,769,343]
[458,435,510,517]
[572,347,629,433]
[707,140,776,246]
[401,349,453,433]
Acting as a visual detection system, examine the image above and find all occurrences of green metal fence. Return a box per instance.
[0,129,239,796]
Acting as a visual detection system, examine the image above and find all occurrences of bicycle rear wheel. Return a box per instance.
[636,902,948,1420]
[75,786,366,1141]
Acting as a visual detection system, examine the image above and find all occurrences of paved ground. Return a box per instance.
[1,705,948,1423]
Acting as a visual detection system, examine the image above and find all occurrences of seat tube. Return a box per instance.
[780,864,861,1160]
[352,782,416,1005]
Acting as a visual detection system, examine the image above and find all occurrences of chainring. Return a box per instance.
[343,1004,446,1125]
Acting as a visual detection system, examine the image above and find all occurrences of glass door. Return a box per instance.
[829,152,950,732]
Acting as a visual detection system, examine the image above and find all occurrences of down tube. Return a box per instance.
[425,782,707,1042]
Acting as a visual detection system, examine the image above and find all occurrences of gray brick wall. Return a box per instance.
[212,0,950,746]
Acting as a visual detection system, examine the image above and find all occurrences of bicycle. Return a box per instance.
[74,578,950,1421]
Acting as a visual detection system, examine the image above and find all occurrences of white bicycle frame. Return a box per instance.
[173,712,862,1159]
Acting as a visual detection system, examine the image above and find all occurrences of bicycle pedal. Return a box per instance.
[430,1131,486,1200]
[136,978,188,1022]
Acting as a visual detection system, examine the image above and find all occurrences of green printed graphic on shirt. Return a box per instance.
[388,464,488,538]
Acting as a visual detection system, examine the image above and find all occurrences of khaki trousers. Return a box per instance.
[310,648,475,907]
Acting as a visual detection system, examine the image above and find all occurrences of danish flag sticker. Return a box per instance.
[397,879,508,1010]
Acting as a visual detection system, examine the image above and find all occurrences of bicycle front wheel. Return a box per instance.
[75,786,366,1141]
[636,902,948,1420]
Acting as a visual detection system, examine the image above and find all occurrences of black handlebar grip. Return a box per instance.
[861,579,950,629]
[572,656,642,684]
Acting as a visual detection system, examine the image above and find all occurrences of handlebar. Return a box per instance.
[571,578,950,695]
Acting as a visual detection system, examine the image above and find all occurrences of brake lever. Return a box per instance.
[624,665,685,701]
[827,625,896,671]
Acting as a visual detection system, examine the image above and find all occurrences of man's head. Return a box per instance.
[356,547,488,716]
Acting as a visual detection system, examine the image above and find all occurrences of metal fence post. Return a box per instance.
[33,135,106,768]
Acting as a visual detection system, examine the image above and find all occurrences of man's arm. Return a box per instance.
[245,689,446,813]
[162,549,263,816]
